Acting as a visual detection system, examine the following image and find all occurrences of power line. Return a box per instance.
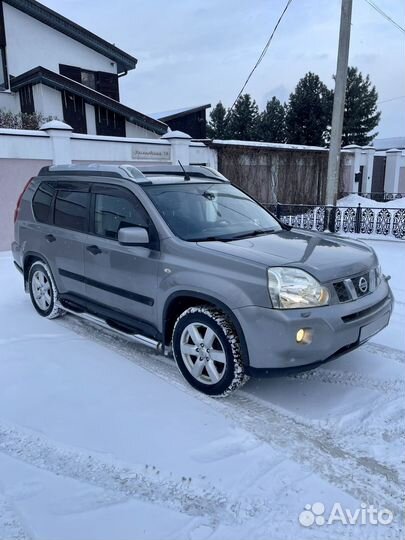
[363,0,405,34]
[378,95,405,105]
[228,0,293,112]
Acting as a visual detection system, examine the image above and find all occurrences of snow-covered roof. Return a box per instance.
[150,104,211,121]
[373,137,405,151]
[211,140,327,152]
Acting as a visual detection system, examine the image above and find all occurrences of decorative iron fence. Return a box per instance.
[339,192,405,202]
[263,203,405,240]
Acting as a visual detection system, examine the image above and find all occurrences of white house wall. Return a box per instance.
[85,103,97,134]
[0,90,20,113]
[32,84,64,120]
[3,3,118,77]
[125,121,160,139]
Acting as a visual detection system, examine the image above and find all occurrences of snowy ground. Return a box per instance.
[0,239,404,540]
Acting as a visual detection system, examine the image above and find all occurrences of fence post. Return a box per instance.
[40,120,73,165]
[328,205,337,233]
[355,202,362,233]
[161,130,192,165]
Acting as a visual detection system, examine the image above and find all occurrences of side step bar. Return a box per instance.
[59,304,166,354]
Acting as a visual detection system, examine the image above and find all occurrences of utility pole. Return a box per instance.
[325,0,353,205]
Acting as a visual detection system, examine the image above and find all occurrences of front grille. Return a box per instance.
[333,269,376,303]
[352,273,370,298]
[334,281,351,302]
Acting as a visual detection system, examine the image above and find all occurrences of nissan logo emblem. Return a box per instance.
[358,276,368,293]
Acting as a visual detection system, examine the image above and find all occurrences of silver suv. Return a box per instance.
[12,164,393,396]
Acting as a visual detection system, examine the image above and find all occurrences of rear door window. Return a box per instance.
[54,190,89,232]
[32,182,56,223]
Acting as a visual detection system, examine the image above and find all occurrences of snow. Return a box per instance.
[149,105,211,121]
[0,240,404,540]
[212,140,327,151]
[337,194,405,209]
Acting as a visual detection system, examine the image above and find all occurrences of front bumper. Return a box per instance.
[234,277,393,373]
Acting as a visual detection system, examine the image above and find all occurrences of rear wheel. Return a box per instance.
[28,261,63,319]
[172,306,248,397]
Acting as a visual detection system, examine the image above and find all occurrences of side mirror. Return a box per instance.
[118,226,149,246]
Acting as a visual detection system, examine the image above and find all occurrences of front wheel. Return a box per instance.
[28,261,63,319]
[172,306,248,397]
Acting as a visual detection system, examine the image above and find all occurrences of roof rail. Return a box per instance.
[38,163,147,181]
[138,165,229,182]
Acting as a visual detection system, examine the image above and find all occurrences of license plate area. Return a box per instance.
[359,311,390,343]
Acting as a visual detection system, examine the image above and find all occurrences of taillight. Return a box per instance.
[14,178,33,223]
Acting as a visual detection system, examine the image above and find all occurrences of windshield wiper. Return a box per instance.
[188,235,234,242]
[226,228,276,241]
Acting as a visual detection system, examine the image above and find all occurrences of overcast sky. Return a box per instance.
[43,0,405,138]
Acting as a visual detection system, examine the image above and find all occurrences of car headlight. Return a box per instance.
[267,267,329,309]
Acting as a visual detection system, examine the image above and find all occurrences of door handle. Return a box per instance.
[45,234,56,243]
[86,245,102,255]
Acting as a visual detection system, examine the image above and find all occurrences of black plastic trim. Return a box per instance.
[162,290,250,366]
[59,292,160,340]
[58,268,154,306]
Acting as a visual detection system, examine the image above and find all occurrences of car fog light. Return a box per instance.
[296,328,312,344]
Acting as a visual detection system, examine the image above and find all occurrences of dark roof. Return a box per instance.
[10,66,168,135]
[151,104,211,122]
[4,0,137,72]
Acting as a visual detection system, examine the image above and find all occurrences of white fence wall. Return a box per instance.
[0,123,216,250]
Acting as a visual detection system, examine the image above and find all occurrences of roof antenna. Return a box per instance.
[178,160,191,181]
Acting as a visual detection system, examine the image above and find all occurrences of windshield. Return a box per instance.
[143,182,281,241]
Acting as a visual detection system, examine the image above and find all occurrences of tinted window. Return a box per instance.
[94,193,148,240]
[54,190,89,232]
[32,183,56,223]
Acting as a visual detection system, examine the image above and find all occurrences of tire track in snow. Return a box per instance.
[0,491,31,540]
[227,392,404,516]
[290,368,405,397]
[58,315,405,517]
[364,342,405,364]
[0,422,274,526]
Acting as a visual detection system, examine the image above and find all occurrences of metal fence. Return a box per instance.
[263,203,405,240]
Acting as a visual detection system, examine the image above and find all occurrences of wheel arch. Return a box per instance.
[162,291,250,366]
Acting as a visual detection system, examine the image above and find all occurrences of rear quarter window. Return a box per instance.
[32,183,56,223]
[54,190,89,232]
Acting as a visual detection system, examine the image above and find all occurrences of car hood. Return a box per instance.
[197,229,378,282]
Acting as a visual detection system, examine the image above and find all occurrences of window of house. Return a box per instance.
[19,85,35,114]
[94,193,148,240]
[32,183,56,223]
[54,190,89,232]
[81,70,96,89]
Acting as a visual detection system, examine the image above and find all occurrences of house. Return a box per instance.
[150,104,211,139]
[0,0,167,137]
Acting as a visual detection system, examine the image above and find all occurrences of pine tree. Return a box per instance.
[225,94,259,141]
[207,102,228,139]
[285,72,333,146]
[258,97,286,142]
[341,67,381,145]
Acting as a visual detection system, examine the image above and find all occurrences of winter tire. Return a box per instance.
[172,306,249,397]
[28,261,63,319]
